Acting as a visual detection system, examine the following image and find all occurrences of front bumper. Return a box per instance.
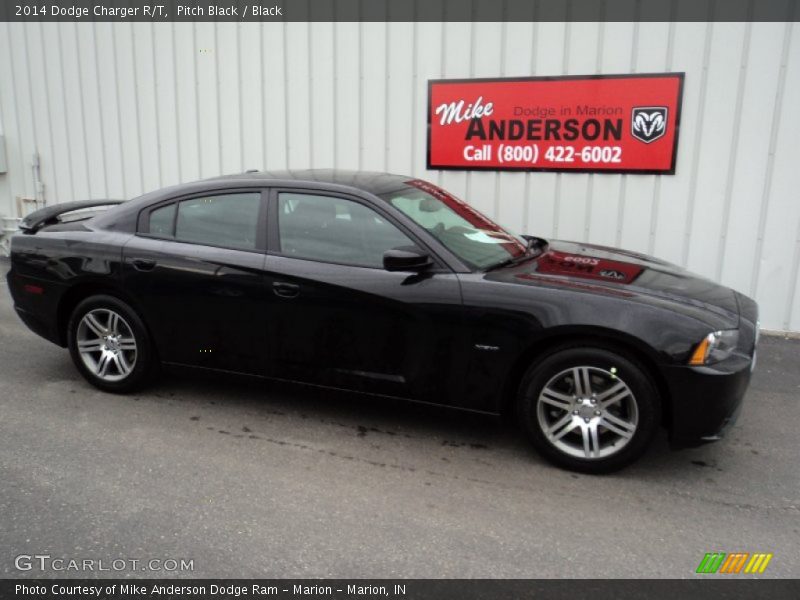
[665,290,758,448]
[664,354,753,448]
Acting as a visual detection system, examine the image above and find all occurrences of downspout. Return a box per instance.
[31,151,45,208]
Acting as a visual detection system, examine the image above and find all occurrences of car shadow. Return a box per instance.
[146,365,695,476]
[47,352,726,479]
[159,364,518,445]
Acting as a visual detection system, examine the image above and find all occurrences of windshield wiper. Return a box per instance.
[483,257,521,271]
[484,236,548,272]
[483,244,537,272]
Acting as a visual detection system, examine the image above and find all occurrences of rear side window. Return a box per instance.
[149,203,176,237]
[147,193,261,250]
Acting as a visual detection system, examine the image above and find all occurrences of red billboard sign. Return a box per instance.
[427,73,684,174]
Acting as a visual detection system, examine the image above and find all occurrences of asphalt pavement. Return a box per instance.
[0,264,798,578]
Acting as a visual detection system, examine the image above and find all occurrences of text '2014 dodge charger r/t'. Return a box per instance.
[7,170,758,472]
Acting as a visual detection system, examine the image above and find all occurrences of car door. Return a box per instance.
[263,189,465,405]
[121,189,270,375]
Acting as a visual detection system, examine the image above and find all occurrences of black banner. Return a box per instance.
[0,0,798,23]
[2,580,800,600]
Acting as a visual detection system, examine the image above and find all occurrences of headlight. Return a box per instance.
[689,330,739,365]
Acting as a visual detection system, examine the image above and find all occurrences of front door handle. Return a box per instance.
[131,258,156,272]
[272,281,300,299]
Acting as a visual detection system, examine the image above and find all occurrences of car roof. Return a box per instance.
[205,169,413,196]
[91,169,417,232]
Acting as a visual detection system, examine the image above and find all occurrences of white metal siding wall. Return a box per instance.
[0,21,798,330]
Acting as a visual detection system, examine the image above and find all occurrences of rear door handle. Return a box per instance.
[272,281,300,299]
[131,258,157,272]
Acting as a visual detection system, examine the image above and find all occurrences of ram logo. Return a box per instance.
[631,107,668,143]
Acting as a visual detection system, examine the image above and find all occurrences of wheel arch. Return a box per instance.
[500,326,672,429]
[57,282,152,349]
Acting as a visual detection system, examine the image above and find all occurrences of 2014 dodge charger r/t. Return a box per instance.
[7,170,758,472]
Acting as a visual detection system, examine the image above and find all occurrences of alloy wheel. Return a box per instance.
[76,308,138,382]
[536,366,639,460]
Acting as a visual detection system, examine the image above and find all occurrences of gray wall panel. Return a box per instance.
[0,22,797,330]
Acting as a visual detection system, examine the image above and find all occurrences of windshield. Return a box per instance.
[379,179,527,270]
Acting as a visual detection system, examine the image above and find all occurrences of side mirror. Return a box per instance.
[383,247,433,272]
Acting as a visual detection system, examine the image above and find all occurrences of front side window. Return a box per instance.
[277,193,413,268]
[379,179,526,270]
[151,193,261,250]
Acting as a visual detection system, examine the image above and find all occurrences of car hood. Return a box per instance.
[491,240,740,325]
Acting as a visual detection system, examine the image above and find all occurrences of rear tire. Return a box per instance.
[517,344,660,474]
[67,294,158,393]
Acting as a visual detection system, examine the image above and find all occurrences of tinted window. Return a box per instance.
[149,203,176,237]
[174,193,261,250]
[278,193,412,268]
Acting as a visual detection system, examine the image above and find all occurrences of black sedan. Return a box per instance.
[7,170,758,472]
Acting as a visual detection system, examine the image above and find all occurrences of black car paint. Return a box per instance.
[7,170,758,447]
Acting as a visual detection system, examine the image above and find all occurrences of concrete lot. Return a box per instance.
[0,267,798,578]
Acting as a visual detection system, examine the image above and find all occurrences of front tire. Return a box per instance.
[517,345,660,473]
[67,294,158,393]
